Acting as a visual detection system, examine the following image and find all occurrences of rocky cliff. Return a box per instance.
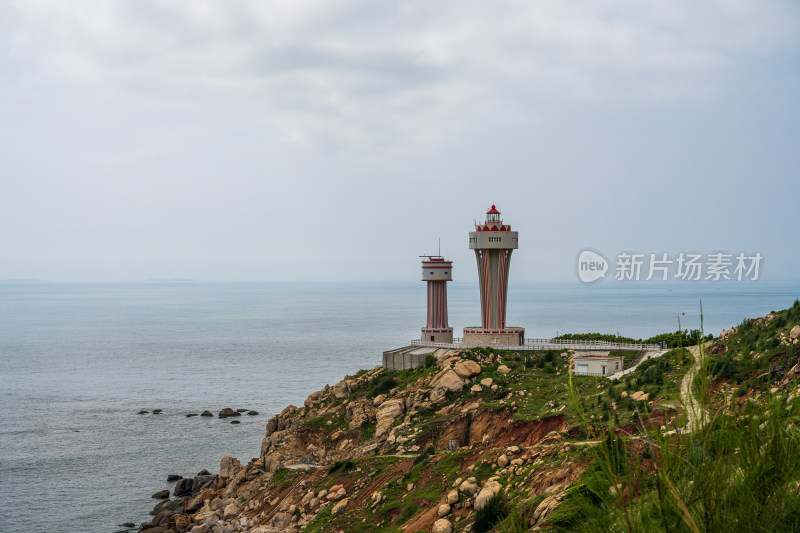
[134,300,800,533]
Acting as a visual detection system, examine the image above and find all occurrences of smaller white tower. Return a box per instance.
[421,255,453,343]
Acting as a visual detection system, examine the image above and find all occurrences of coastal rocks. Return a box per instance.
[223,502,239,520]
[431,369,465,392]
[304,390,324,407]
[332,380,350,399]
[475,480,503,511]
[497,365,511,375]
[218,408,240,419]
[192,474,215,493]
[173,478,193,497]
[173,514,192,530]
[375,399,405,437]
[152,489,170,499]
[432,518,452,533]
[453,360,481,379]
[220,456,241,479]
[186,489,216,513]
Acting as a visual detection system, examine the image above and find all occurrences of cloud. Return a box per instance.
[3,0,798,150]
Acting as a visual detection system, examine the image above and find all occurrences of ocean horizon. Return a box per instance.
[2,280,799,532]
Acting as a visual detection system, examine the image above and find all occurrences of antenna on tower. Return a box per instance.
[438,238,441,256]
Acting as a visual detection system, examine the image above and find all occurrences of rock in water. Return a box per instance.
[173,477,193,497]
[218,407,240,418]
[200,410,213,417]
[166,474,182,482]
[151,489,169,499]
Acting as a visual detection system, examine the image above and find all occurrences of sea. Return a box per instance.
[1,280,799,532]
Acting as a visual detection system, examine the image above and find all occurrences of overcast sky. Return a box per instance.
[1,1,798,282]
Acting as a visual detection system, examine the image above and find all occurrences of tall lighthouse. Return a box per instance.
[421,255,453,343]
[463,205,525,346]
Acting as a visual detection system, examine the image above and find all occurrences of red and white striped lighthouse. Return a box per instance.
[421,255,453,343]
[463,204,525,346]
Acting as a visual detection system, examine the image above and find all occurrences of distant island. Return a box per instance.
[143,278,198,282]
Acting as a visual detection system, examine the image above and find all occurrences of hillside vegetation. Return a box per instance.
[137,300,800,533]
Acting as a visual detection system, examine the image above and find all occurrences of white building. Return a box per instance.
[572,352,624,377]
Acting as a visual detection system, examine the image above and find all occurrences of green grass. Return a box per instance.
[551,300,800,532]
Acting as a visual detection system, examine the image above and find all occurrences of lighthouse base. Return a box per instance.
[421,328,453,344]
[463,327,525,347]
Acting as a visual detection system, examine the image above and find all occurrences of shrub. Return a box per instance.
[473,491,510,532]
[328,459,355,474]
[424,354,437,368]
[370,375,396,397]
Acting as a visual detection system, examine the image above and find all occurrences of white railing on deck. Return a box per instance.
[409,337,661,351]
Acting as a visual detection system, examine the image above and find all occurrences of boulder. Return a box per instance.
[173,514,192,530]
[470,384,482,394]
[304,390,324,407]
[173,478,193,497]
[474,480,503,511]
[446,490,459,504]
[192,474,215,493]
[458,479,478,496]
[246,410,259,415]
[332,380,350,399]
[791,325,800,340]
[200,410,213,417]
[497,454,509,468]
[376,399,405,420]
[480,377,494,387]
[218,408,240,419]
[151,489,170,499]
[453,360,481,379]
[532,493,563,525]
[497,365,511,375]
[186,489,216,513]
[432,518,452,533]
[620,391,629,399]
[220,456,242,479]
[631,391,649,402]
[437,503,451,517]
[332,498,349,515]
[223,502,239,519]
[431,369,465,393]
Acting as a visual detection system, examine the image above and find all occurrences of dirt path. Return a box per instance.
[666,344,709,435]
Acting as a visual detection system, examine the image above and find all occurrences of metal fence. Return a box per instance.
[409,337,661,351]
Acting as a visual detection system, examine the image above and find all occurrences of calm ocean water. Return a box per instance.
[1,280,799,532]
